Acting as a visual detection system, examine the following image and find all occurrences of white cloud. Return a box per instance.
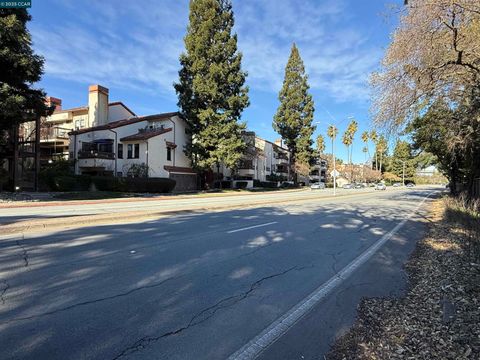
[32,0,382,105]
[234,0,382,103]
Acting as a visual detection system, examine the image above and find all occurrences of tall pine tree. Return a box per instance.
[174,0,249,171]
[0,9,51,133]
[273,43,315,180]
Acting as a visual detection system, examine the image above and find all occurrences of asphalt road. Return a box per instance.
[0,187,379,224]
[0,187,439,359]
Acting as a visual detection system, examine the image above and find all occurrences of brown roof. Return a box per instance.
[120,128,172,142]
[165,141,177,148]
[69,112,179,135]
[164,166,196,174]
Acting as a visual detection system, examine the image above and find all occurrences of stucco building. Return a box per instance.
[67,85,196,191]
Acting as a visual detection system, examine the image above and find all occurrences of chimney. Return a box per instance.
[274,138,283,147]
[88,85,109,126]
[46,96,62,112]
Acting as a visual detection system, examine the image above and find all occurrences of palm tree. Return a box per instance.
[361,131,371,168]
[348,120,358,166]
[316,134,325,155]
[341,131,351,162]
[377,135,387,173]
[327,125,338,191]
[370,130,378,171]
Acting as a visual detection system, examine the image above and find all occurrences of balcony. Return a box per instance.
[275,164,289,174]
[274,152,289,160]
[40,127,70,145]
[78,150,115,159]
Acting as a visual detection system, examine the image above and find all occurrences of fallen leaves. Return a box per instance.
[327,198,480,359]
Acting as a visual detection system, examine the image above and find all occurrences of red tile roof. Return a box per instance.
[120,128,172,142]
[69,112,179,135]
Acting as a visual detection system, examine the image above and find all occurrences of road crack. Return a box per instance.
[15,235,29,267]
[0,280,9,305]
[111,265,313,359]
[0,275,181,324]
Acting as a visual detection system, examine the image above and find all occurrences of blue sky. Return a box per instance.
[29,0,400,163]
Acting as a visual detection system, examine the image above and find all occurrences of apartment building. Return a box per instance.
[21,86,138,164]
[218,131,291,183]
[68,85,196,191]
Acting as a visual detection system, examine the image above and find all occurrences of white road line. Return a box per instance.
[227,222,278,234]
[227,192,432,360]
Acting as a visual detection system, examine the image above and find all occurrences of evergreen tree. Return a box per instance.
[390,140,415,178]
[0,9,51,133]
[273,43,315,179]
[174,0,249,171]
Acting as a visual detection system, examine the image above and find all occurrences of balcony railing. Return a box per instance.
[238,160,254,170]
[41,127,70,140]
[78,151,115,159]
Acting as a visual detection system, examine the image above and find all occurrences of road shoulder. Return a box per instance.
[327,197,480,359]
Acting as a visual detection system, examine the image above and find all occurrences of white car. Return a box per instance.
[375,183,387,190]
[310,182,326,190]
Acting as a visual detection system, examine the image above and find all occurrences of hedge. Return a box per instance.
[235,181,248,189]
[253,180,278,188]
[48,176,176,193]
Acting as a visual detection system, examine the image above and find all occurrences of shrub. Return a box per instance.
[235,181,248,189]
[260,181,277,188]
[213,180,232,189]
[91,176,116,191]
[39,159,73,191]
[54,175,90,191]
[47,175,175,193]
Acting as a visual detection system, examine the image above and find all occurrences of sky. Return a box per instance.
[29,0,401,163]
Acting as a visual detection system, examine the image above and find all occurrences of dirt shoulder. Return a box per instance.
[327,197,480,360]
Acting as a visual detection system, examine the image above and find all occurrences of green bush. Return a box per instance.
[256,181,277,188]
[54,176,90,191]
[39,159,73,191]
[46,175,175,193]
[213,180,232,189]
[124,177,176,193]
[235,181,248,189]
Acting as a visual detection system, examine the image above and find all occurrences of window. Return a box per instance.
[118,143,123,159]
[167,147,172,161]
[127,143,140,159]
[98,143,113,153]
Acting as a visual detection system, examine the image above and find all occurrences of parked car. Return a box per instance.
[354,183,365,189]
[375,183,387,190]
[310,182,325,190]
[342,184,353,189]
[392,182,402,187]
[406,183,415,188]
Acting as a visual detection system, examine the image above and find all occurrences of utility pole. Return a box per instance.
[402,160,406,186]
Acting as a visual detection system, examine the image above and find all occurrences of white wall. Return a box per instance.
[71,114,192,177]
[108,104,134,123]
